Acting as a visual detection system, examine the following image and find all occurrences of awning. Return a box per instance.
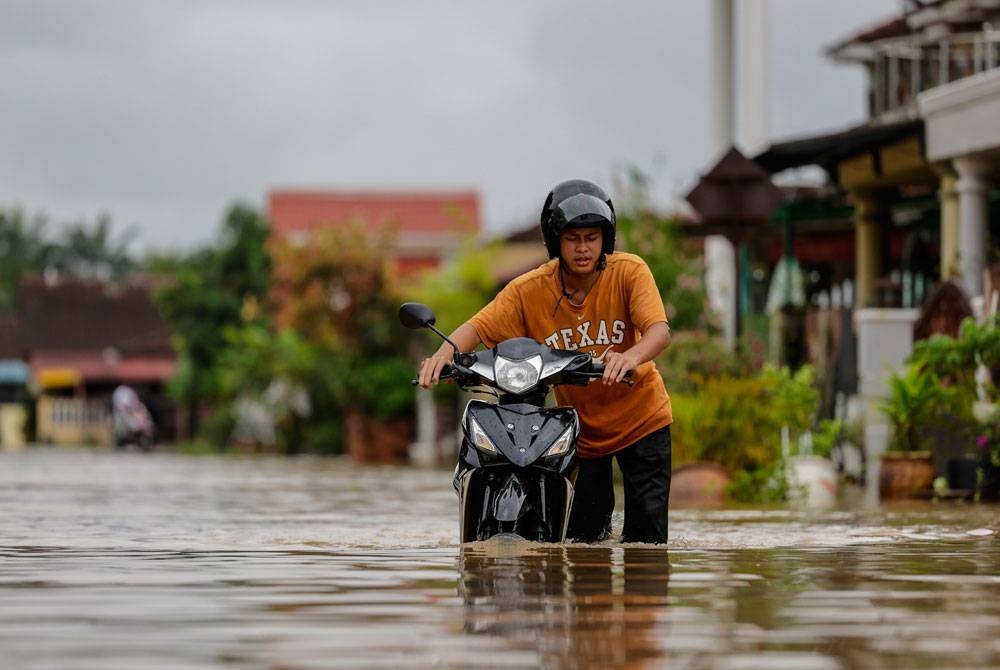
[0,360,30,385]
[753,119,924,175]
[36,368,80,389]
[30,353,176,384]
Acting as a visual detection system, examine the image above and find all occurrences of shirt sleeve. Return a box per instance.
[468,283,528,347]
[628,260,669,334]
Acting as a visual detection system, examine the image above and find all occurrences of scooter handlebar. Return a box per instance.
[410,363,462,386]
[411,359,633,386]
[568,362,634,387]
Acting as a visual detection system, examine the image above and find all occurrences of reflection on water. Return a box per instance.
[460,542,671,666]
[0,449,998,668]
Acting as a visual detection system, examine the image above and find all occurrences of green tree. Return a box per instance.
[409,239,501,334]
[0,209,56,312]
[1,207,148,312]
[269,220,414,426]
[154,203,272,435]
[49,214,136,281]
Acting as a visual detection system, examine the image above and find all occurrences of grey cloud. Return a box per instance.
[0,0,901,250]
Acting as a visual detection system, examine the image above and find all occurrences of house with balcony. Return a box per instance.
[756,0,1000,309]
[749,0,1000,501]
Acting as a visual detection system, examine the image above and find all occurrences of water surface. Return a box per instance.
[1,449,997,668]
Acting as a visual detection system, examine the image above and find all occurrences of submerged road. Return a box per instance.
[0,448,997,668]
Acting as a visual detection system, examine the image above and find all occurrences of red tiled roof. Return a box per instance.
[268,190,481,236]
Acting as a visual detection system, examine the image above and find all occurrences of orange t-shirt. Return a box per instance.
[468,252,673,458]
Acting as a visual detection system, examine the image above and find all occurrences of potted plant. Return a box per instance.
[909,314,1000,495]
[344,353,416,463]
[761,364,839,508]
[879,366,959,499]
[972,421,1000,500]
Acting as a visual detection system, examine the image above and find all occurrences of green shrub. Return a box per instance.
[727,461,789,504]
[669,362,836,502]
[669,375,780,472]
[658,333,762,394]
[881,365,964,453]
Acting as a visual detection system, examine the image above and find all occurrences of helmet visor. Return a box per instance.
[555,193,614,228]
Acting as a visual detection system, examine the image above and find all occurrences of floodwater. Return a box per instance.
[0,449,998,669]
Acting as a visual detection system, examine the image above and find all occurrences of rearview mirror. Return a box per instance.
[399,302,437,329]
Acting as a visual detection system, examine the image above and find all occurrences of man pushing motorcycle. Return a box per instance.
[419,179,673,544]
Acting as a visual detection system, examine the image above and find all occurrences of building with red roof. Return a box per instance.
[268,189,481,276]
[0,277,177,446]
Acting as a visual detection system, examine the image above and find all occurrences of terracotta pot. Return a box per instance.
[346,412,414,464]
[670,461,731,507]
[879,451,934,500]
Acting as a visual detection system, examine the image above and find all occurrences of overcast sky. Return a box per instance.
[0,0,899,252]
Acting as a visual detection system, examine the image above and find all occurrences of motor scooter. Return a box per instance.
[400,302,627,543]
[112,386,156,450]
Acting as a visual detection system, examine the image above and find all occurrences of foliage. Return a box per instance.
[154,207,420,453]
[269,220,413,422]
[349,355,419,420]
[974,421,1000,468]
[669,375,781,472]
[761,363,819,435]
[270,221,396,350]
[656,332,763,394]
[910,314,1000,400]
[155,204,271,408]
[213,324,347,453]
[0,209,52,312]
[881,314,1000,454]
[669,363,841,502]
[0,208,136,313]
[880,366,961,452]
[727,461,789,504]
[47,215,136,282]
[613,167,712,332]
[409,239,501,339]
[809,419,843,460]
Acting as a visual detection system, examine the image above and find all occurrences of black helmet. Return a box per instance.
[540,179,616,260]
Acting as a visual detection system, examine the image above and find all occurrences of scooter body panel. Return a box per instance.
[456,400,578,543]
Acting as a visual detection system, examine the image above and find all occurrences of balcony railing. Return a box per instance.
[870,28,1000,117]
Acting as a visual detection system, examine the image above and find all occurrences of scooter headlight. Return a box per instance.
[469,416,497,453]
[494,355,542,394]
[544,426,576,458]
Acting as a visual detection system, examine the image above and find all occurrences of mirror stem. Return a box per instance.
[427,324,461,358]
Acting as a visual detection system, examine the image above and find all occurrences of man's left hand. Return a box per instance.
[600,350,640,385]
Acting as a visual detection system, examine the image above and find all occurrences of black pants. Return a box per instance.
[566,425,671,544]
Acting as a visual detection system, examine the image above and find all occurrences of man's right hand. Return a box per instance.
[418,353,453,388]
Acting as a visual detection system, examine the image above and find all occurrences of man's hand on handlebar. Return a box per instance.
[418,354,453,388]
[599,349,640,386]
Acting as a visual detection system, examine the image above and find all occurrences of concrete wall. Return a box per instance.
[855,308,921,505]
[920,69,1000,162]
